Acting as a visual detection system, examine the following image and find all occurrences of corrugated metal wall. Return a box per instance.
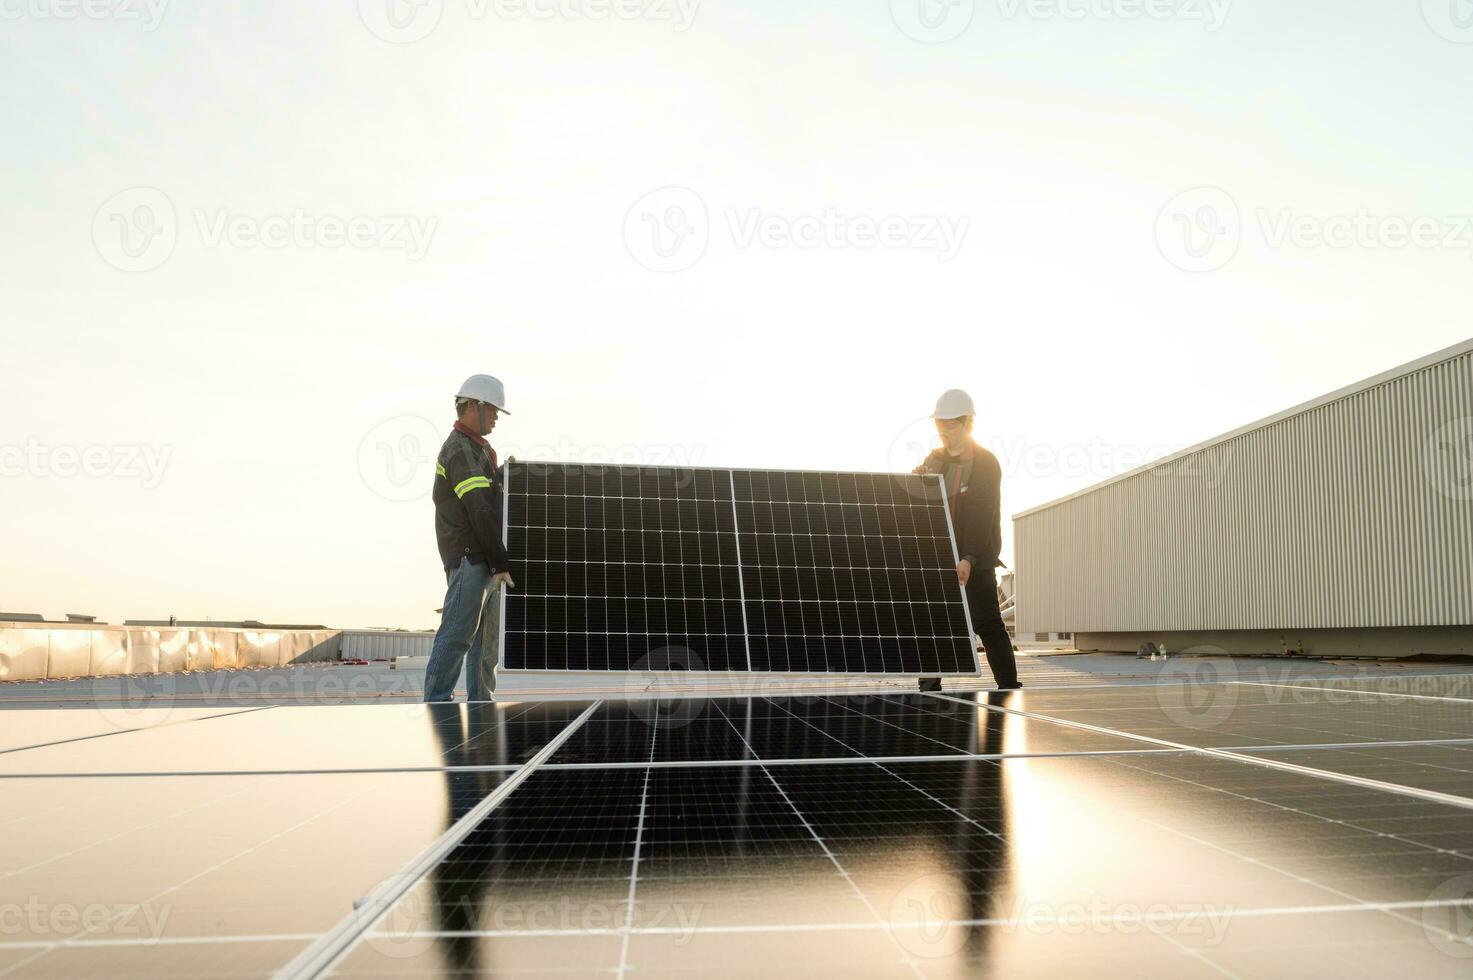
[1015,344,1473,634]
[340,631,434,660]
[0,626,341,681]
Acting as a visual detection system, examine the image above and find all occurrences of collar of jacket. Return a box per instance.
[453,420,489,448]
[451,422,499,471]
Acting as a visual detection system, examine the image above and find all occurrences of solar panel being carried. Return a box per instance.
[500,462,979,678]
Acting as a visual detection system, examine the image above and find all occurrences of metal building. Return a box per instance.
[338,630,435,661]
[1014,339,1473,657]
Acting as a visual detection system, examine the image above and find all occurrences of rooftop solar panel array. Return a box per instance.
[501,462,978,676]
[7,671,1473,977]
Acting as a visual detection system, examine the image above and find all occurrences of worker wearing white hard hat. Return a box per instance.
[931,388,976,421]
[913,388,1021,692]
[425,374,515,702]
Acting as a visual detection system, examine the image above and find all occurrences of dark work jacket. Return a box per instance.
[433,427,510,573]
[923,441,1003,569]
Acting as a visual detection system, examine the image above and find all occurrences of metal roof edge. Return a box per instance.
[1012,335,1473,521]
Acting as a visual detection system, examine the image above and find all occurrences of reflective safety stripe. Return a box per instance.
[454,476,491,499]
[436,463,446,479]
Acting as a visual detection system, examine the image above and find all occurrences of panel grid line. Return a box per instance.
[498,459,510,671]
[614,711,657,980]
[1237,679,1473,705]
[728,470,754,672]
[1099,753,1473,953]
[924,692,1473,811]
[806,695,980,755]
[238,896,1473,944]
[1,773,370,976]
[276,700,602,980]
[710,701,927,979]
[769,698,1005,842]
[0,705,278,758]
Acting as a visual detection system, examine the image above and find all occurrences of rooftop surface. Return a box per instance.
[2,652,1472,977]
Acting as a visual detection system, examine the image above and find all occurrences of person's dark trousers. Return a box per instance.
[966,566,1020,689]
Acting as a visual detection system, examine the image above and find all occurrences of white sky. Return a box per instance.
[2,1,1470,628]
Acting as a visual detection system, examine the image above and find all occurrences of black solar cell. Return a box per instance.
[502,462,979,676]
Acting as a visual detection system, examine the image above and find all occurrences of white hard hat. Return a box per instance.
[456,374,510,414]
[932,388,975,420]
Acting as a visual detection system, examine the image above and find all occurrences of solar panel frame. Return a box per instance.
[498,457,510,666]
[496,461,980,682]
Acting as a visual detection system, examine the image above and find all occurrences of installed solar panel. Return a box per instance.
[501,462,979,677]
[10,666,1473,978]
[331,696,1473,979]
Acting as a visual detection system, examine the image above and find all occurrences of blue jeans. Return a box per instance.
[424,558,502,702]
